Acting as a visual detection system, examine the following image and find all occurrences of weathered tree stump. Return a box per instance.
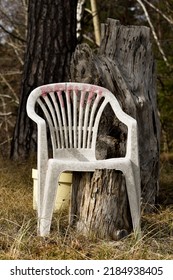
[69,19,160,240]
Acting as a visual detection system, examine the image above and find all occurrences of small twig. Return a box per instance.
[7,39,24,66]
[85,8,92,14]
[0,97,11,147]
[0,138,12,146]
[0,112,12,116]
[0,71,22,76]
[136,0,170,67]
[83,34,95,44]
[142,0,173,25]
[0,23,26,43]
[0,74,19,104]
[0,94,11,99]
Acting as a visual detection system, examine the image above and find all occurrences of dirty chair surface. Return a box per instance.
[26,82,141,236]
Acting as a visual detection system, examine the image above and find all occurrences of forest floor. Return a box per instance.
[0,156,173,260]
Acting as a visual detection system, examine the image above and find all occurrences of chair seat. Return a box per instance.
[47,156,131,173]
[54,148,96,162]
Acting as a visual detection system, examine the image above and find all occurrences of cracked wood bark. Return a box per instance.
[69,19,160,240]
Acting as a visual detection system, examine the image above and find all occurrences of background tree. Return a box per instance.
[10,0,78,159]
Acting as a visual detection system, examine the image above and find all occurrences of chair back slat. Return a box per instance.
[46,94,61,149]
[86,93,102,148]
[57,91,68,148]
[37,97,57,152]
[73,89,78,148]
[49,93,62,149]
[82,92,90,148]
[78,90,85,148]
[66,89,73,148]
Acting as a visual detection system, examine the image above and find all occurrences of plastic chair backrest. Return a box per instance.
[29,83,126,159]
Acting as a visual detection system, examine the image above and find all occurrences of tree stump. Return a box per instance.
[69,19,160,240]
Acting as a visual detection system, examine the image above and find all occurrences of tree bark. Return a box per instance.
[70,19,160,239]
[11,0,78,159]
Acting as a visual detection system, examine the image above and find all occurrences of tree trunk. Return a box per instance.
[11,0,78,159]
[70,19,160,239]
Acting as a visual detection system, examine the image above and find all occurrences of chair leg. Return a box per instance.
[39,162,61,236]
[37,169,46,233]
[123,166,141,235]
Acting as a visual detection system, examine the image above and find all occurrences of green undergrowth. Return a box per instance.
[0,157,173,260]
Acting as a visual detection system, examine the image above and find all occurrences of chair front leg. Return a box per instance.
[123,165,141,236]
[39,161,62,236]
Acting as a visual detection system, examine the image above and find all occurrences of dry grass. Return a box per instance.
[0,156,173,260]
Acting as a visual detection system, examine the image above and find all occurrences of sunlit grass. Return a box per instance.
[0,157,173,259]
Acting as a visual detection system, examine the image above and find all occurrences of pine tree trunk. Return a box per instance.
[11,0,77,159]
[70,19,160,239]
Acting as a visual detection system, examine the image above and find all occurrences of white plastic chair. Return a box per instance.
[26,82,141,236]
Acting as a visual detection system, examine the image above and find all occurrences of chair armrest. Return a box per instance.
[27,98,48,165]
[125,117,139,167]
[27,94,48,216]
[110,100,139,167]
